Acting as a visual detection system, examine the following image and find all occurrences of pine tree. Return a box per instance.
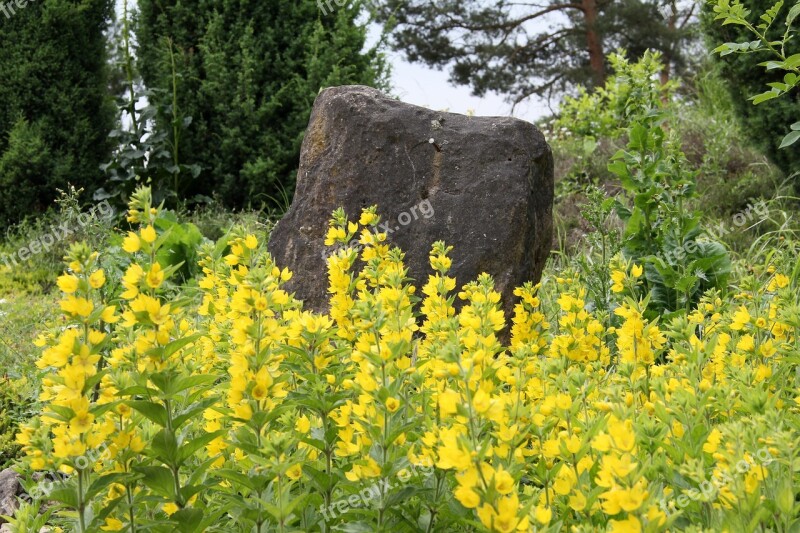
[0,0,114,225]
[368,0,698,106]
[136,0,388,209]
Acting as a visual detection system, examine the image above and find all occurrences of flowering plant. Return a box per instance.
[12,187,800,532]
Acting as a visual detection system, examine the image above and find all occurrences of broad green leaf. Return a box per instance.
[128,400,169,427]
[135,465,176,499]
[780,129,800,147]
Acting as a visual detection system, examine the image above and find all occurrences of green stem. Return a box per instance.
[77,469,86,533]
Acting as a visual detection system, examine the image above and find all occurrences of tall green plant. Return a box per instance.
[99,0,201,209]
[609,117,732,318]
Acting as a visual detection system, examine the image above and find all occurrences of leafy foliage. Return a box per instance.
[703,0,800,176]
[555,50,677,139]
[711,0,800,147]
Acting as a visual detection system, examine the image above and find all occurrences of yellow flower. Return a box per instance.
[141,225,157,244]
[493,467,515,495]
[359,211,378,226]
[768,273,789,291]
[631,264,643,278]
[146,263,165,289]
[296,415,311,434]
[730,306,751,330]
[611,270,626,293]
[703,428,722,454]
[60,296,94,317]
[608,418,637,452]
[57,274,80,294]
[162,502,179,516]
[244,234,258,249]
[386,397,400,412]
[569,491,587,511]
[101,305,119,324]
[100,518,124,531]
[454,485,481,508]
[438,389,460,416]
[122,232,141,253]
[69,409,95,434]
[534,505,551,524]
[89,269,106,289]
[286,464,302,480]
[609,515,641,533]
[472,388,491,413]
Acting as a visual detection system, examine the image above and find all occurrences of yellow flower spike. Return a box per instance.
[610,270,626,293]
[140,225,157,244]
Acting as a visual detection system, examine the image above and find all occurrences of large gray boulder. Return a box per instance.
[268,85,553,323]
[0,468,21,523]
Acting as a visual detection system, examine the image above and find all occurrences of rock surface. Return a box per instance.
[268,85,553,322]
[0,468,21,523]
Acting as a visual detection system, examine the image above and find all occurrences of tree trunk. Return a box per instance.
[582,0,606,87]
[660,1,677,86]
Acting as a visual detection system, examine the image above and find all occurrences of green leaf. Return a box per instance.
[85,473,131,502]
[171,373,217,395]
[172,508,205,533]
[163,334,203,359]
[178,430,225,464]
[135,465,176,499]
[150,428,180,467]
[128,400,169,427]
[787,2,800,26]
[784,53,800,69]
[214,469,257,492]
[46,485,80,508]
[751,89,781,104]
[779,129,800,148]
[172,396,220,429]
